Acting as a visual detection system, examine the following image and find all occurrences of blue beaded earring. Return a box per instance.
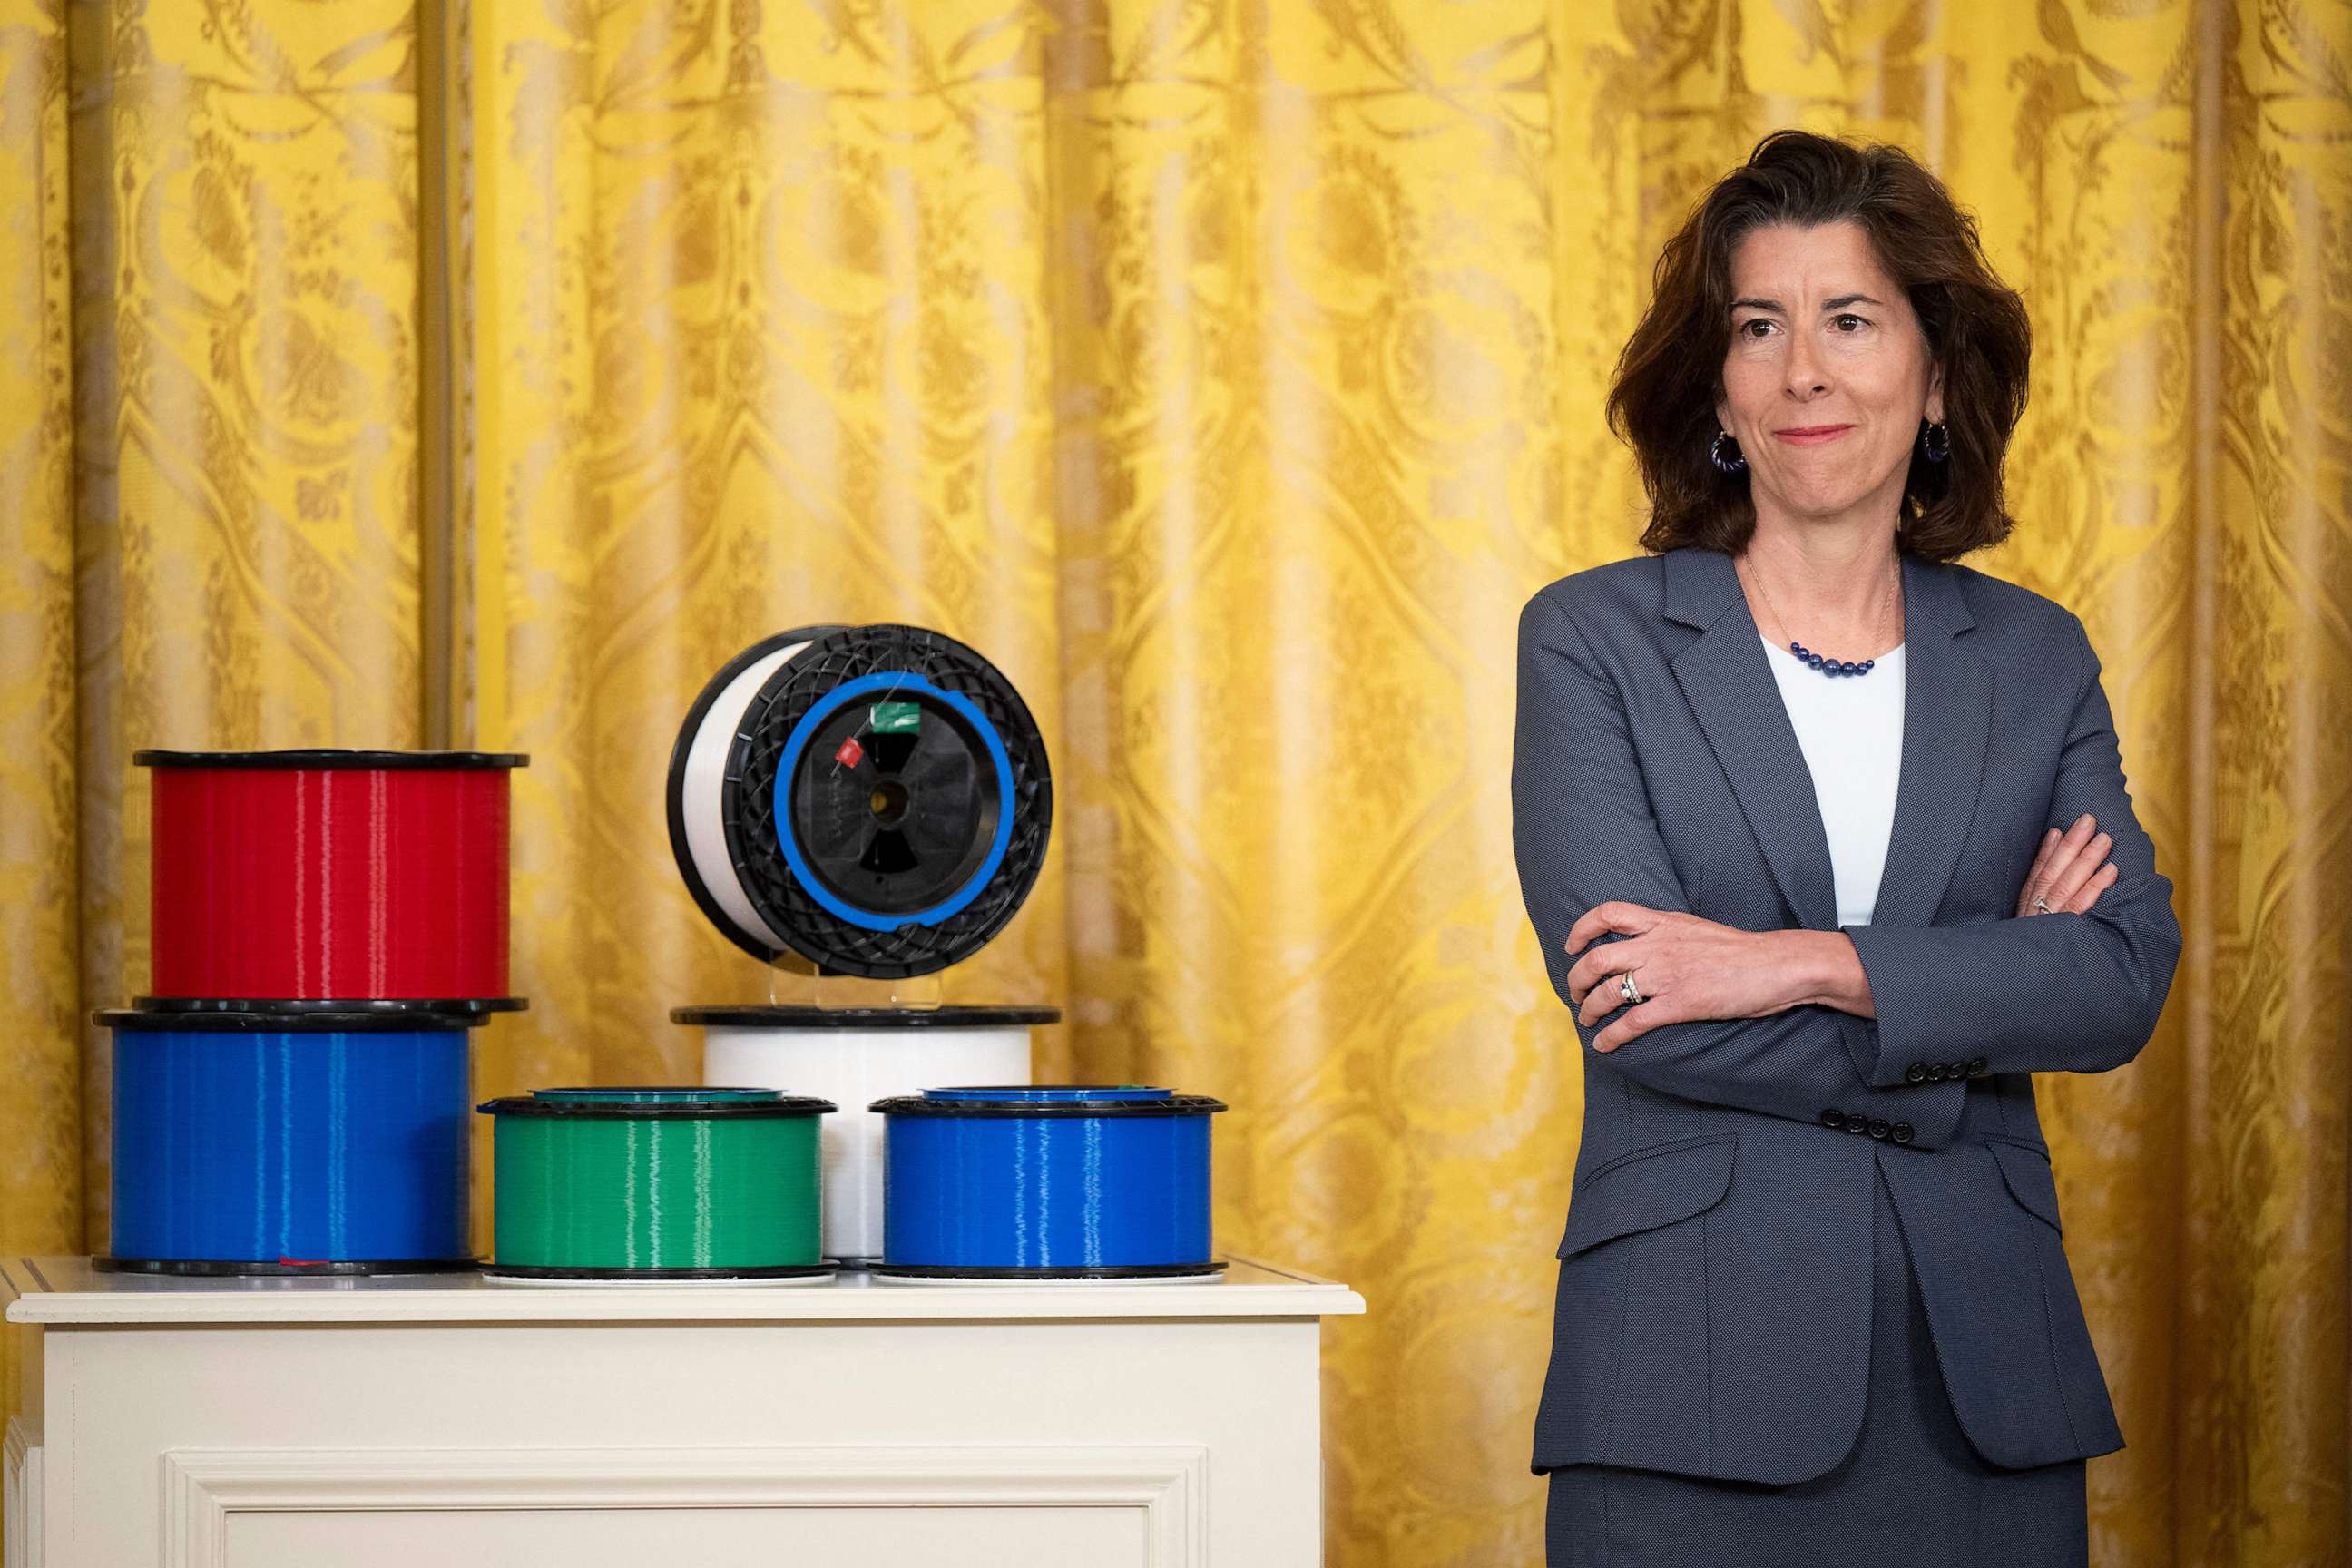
[1710,428,1748,475]
[1921,419,1951,464]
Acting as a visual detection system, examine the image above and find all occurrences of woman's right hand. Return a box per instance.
[2018,811,2118,916]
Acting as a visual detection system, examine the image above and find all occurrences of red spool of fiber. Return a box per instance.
[140,750,527,1009]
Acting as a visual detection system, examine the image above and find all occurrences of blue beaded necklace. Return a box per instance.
[1740,555,1899,680]
[1784,638,1877,677]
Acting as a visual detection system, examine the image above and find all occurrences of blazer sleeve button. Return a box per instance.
[1867,1118,1890,1139]
[1847,1117,1870,1133]
[1967,1057,1989,1077]
[1821,1109,1846,1130]
[1891,1122,1915,1144]
[1926,1063,1947,1082]
[1905,1062,1928,1083]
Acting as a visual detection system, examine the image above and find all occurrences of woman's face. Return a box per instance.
[1713,220,1943,530]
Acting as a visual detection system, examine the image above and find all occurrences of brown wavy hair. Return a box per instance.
[1610,130,2033,564]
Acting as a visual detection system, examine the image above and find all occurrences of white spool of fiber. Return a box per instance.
[664,623,1054,979]
[667,628,838,958]
[674,1004,1052,1266]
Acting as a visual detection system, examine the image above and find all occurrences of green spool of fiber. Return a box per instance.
[478,1087,835,1285]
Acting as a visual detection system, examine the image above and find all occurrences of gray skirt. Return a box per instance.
[1546,1152,2088,1568]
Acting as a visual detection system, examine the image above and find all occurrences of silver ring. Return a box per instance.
[1619,970,1643,1006]
[2033,896,2053,915]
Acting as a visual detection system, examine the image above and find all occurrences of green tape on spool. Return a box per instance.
[481,1089,830,1275]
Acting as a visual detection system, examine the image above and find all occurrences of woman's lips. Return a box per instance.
[1774,425,1854,446]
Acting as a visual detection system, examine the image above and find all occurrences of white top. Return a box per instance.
[0,1254,1365,1326]
[1758,632,1905,927]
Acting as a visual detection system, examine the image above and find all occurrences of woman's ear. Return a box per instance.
[1926,361,1945,426]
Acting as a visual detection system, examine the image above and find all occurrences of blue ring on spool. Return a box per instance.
[97,1007,478,1276]
[771,671,1011,930]
[720,625,1053,979]
[870,1085,1228,1278]
[771,671,1016,932]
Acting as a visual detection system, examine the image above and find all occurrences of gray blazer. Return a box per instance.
[1512,544,2181,1484]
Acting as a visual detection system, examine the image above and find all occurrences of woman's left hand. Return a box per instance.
[1563,903,1808,1054]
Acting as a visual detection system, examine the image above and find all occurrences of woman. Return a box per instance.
[1511,130,2181,1566]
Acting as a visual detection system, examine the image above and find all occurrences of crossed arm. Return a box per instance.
[1831,612,2180,1084]
[1511,587,2180,1138]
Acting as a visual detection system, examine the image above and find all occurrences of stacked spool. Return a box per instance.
[475,1087,835,1285]
[666,622,1233,1284]
[870,1086,1229,1283]
[667,624,1062,1269]
[96,750,526,1276]
[678,1005,1053,1267]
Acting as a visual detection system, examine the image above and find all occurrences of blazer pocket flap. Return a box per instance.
[1988,1138,2063,1233]
[1557,1134,1737,1259]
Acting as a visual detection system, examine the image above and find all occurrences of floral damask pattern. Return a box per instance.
[2,0,2347,1561]
[0,0,83,1441]
[0,0,426,1424]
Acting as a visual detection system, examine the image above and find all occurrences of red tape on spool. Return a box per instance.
[146,757,518,1002]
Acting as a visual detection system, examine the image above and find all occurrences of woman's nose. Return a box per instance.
[1785,335,1828,397]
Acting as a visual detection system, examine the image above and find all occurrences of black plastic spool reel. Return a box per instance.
[669,623,1053,981]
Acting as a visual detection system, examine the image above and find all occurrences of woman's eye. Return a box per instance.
[1737,319,1772,338]
[1834,314,1870,332]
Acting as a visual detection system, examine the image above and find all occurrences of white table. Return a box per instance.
[0,1256,1363,1567]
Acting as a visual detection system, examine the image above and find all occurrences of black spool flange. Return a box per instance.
[869,1261,1229,1281]
[720,624,1053,980]
[96,1004,495,1033]
[478,1263,840,1283]
[93,1256,479,1277]
[135,750,527,769]
[671,1004,1061,1029]
[128,996,525,1019]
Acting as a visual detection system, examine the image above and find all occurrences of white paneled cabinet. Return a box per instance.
[1,1257,1362,1568]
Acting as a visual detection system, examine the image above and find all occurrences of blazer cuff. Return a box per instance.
[1843,923,2004,1088]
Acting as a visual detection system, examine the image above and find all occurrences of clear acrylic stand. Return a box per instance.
[767,958,943,1013]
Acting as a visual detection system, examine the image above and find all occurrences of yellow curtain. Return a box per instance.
[0,0,428,1469]
[3,1,2346,1562]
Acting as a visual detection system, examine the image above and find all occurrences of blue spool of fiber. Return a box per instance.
[869,1085,1229,1281]
[97,1005,480,1276]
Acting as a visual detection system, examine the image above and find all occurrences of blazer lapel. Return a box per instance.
[1868,553,1990,930]
[1664,545,1990,934]
[1668,548,1838,931]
